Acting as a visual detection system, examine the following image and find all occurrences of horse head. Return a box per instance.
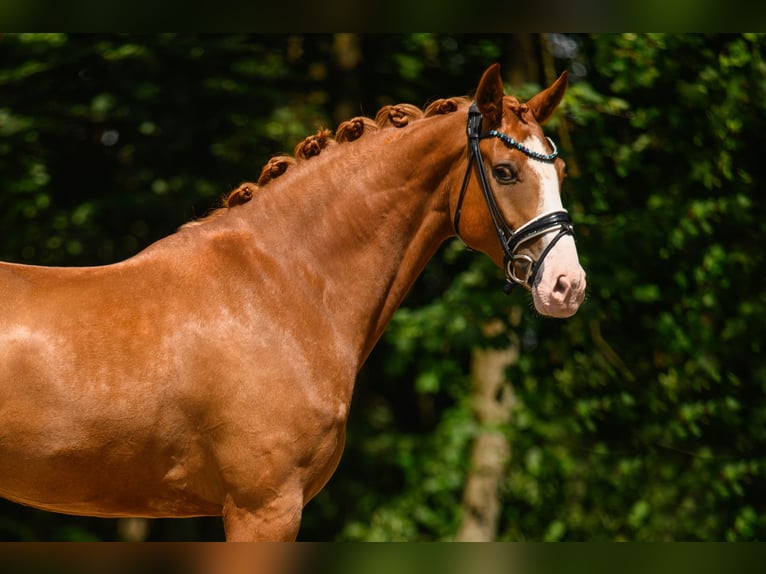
[452,64,586,318]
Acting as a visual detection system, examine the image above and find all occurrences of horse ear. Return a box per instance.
[475,63,505,128]
[526,71,569,125]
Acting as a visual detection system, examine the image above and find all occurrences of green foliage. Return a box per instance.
[335,34,766,542]
[499,33,766,541]
[1,34,765,541]
[0,34,327,266]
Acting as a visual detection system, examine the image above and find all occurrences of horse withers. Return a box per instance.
[0,64,585,540]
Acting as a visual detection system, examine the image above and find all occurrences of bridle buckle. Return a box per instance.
[505,253,535,287]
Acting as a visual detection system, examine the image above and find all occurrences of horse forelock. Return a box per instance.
[504,95,531,124]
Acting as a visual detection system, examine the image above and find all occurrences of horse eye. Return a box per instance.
[493,164,519,184]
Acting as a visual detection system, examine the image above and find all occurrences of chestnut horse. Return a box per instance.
[0,64,586,540]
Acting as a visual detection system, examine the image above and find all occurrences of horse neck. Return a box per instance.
[238,111,466,365]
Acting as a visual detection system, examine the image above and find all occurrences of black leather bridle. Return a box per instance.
[453,102,575,294]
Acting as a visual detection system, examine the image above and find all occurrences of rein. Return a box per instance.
[454,102,575,294]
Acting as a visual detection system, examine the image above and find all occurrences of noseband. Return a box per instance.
[454,102,575,294]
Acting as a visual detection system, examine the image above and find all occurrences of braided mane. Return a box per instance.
[180,97,467,230]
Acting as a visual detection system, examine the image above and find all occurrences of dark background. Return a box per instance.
[0,34,764,541]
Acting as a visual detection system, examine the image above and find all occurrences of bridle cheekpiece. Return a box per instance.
[454,102,575,294]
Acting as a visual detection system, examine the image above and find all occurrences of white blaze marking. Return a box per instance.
[521,135,563,215]
[520,134,580,293]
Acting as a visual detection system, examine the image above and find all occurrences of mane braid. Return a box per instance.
[424,97,468,117]
[225,182,258,207]
[294,128,334,160]
[258,155,296,186]
[375,103,423,128]
[336,116,378,143]
[178,181,259,230]
[180,98,460,232]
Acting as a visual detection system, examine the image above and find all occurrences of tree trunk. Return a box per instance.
[117,517,149,541]
[331,33,363,124]
[455,319,517,542]
[503,34,540,87]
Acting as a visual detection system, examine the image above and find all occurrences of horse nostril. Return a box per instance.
[554,275,571,296]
